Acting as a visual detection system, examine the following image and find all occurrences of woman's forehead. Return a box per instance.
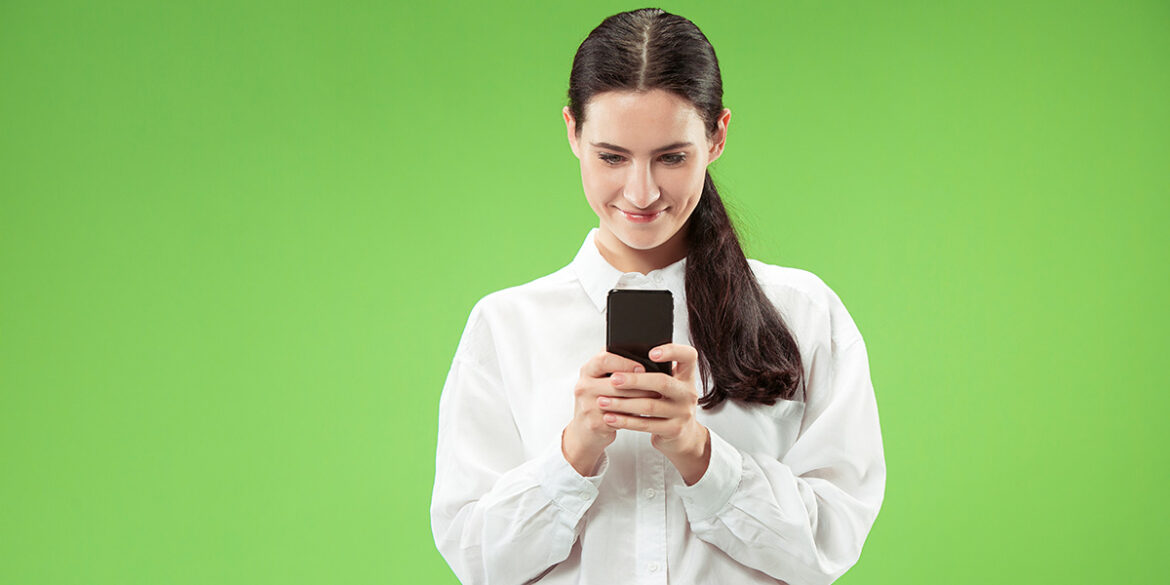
[582,90,705,147]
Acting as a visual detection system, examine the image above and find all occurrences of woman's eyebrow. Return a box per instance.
[590,141,693,154]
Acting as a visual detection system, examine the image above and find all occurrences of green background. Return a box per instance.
[2,1,1166,583]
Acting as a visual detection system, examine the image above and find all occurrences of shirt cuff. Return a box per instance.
[537,440,609,517]
[675,427,742,523]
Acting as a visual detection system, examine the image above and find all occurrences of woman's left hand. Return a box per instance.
[598,342,712,485]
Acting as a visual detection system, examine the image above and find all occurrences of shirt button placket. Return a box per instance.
[634,441,668,585]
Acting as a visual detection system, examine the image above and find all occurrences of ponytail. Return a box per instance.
[685,171,804,408]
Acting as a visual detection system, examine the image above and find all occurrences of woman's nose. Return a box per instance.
[622,161,660,209]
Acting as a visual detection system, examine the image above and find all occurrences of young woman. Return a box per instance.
[430,8,885,584]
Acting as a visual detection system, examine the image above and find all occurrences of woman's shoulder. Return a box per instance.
[468,264,582,319]
[458,262,595,350]
[745,258,865,348]
[451,265,581,368]
[746,258,835,311]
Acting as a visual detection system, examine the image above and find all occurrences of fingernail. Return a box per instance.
[633,365,645,373]
[604,414,617,423]
[611,374,625,384]
[598,397,611,406]
[650,348,663,359]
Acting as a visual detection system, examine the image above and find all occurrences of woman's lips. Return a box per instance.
[619,209,664,223]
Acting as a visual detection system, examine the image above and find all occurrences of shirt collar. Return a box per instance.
[570,227,688,313]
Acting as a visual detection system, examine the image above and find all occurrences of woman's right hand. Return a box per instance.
[562,350,663,476]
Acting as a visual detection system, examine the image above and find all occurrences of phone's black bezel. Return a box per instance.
[606,289,674,376]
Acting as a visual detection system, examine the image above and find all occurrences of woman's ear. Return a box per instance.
[707,108,731,164]
[564,106,581,159]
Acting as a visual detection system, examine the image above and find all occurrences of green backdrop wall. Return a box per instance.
[2,1,1167,583]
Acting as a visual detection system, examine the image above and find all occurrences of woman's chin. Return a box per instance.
[600,220,680,253]
[614,231,667,251]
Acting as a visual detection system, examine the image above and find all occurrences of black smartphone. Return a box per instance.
[606,289,674,375]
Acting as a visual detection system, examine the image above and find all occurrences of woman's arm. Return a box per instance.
[432,297,663,583]
[429,305,608,585]
[673,302,886,584]
[431,354,608,585]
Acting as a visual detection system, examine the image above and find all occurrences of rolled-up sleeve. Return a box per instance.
[675,285,886,585]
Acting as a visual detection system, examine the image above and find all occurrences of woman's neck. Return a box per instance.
[594,227,688,275]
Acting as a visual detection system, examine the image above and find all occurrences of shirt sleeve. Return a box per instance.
[674,285,887,585]
[429,301,608,585]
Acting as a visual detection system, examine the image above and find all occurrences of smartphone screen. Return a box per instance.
[606,289,673,375]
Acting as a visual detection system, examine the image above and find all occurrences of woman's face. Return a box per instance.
[564,89,729,272]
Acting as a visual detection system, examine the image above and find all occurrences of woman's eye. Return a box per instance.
[597,153,686,166]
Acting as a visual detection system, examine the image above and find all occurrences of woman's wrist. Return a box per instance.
[562,427,604,477]
[663,424,711,486]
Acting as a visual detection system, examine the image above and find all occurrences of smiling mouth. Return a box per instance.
[619,209,665,223]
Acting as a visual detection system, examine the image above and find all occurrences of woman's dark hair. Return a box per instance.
[568,8,804,409]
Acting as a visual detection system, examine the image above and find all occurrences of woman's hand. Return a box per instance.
[562,350,663,477]
[598,343,712,485]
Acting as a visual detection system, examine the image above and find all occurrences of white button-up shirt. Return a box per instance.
[430,228,886,584]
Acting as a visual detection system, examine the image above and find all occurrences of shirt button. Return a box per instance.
[579,491,589,500]
[644,488,655,499]
[648,562,660,573]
